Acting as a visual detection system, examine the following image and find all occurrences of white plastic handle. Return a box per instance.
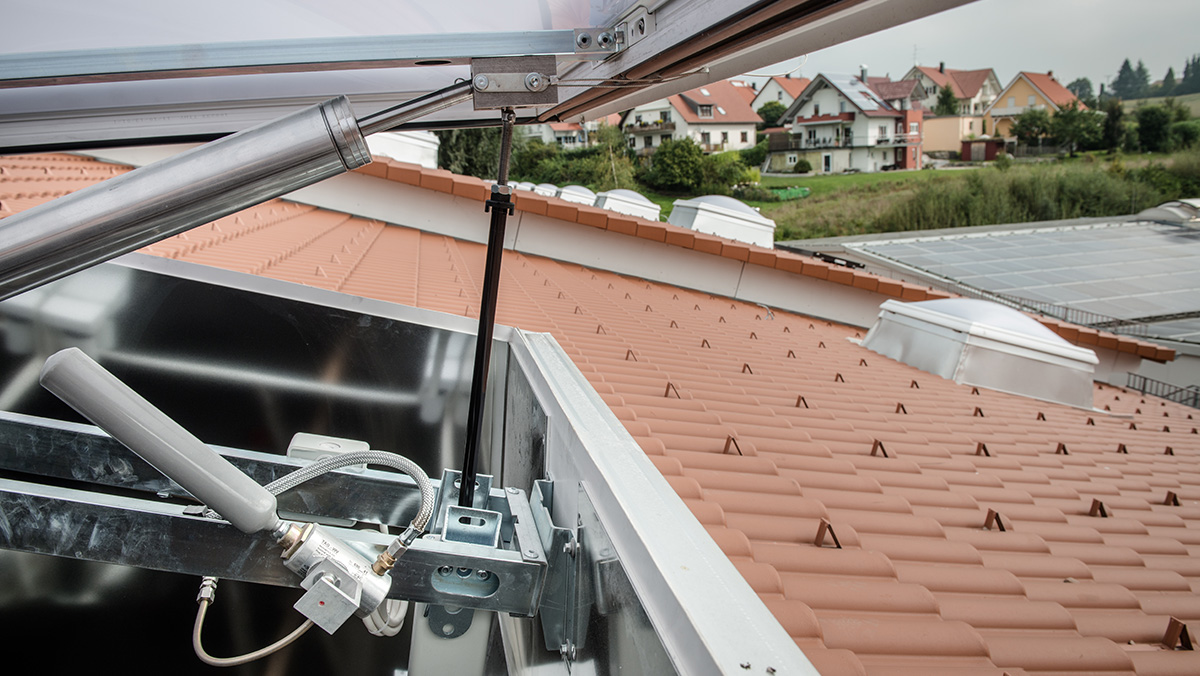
[40,347,279,534]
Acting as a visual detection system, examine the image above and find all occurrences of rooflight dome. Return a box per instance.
[595,189,661,221]
[533,183,558,197]
[668,195,776,248]
[862,298,1099,409]
[558,185,596,205]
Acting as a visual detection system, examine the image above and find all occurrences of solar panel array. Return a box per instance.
[852,222,1200,341]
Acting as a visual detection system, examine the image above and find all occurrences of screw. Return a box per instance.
[476,570,490,580]
[598,32,613,48]
[740,663,751,670]
[457,567,472,577]
[576,32,592,49]
[637,18,646,36]
[525,72,545,92]
[559,642,576,661]
[507,487,519,494]
[563,540,578,557]
[472,74,490,91]
[525,548,539,558]
[438,565,453,576]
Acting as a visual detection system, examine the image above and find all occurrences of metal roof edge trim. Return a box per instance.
[507,329,815,675]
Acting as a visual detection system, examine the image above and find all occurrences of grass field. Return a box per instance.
[1123,92,1200,117]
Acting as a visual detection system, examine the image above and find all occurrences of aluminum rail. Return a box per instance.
[0,31,590,89]
[0,81,472,302]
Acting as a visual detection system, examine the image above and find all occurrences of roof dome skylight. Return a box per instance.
[668,195,776,248]
[595,189,661,220]
[862,298,1099,409]
[558,185,596,205]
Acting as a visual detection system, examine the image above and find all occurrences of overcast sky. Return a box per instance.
[759,0,1199,92]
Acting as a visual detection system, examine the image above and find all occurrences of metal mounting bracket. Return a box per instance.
[471,56,558,110]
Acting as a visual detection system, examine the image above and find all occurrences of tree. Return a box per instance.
[1102,98,1126,152]
[1066,77,1094,103]
[1050,101,1101,156]
[641,138,704,192]
[1111,58,1150,100]
[700,152,756,194]
[1136,105,1174,152]
[1161,68,1177,97]
[934,83,959,116]
[436,128,504,179]
[1180,55,1200,96]
[756,101,788,128]
[1010,108,1052,146]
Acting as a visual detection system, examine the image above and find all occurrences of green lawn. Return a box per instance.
[759,169,946,198]
[1122,92,1200,117]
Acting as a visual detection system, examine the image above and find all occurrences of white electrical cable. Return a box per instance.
[190,448,432,664]
[192,578,314,667]
[362,523,409,637]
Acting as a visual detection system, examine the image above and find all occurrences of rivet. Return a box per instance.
[472,74,490,91]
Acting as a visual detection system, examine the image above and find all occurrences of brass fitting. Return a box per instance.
[372,551,396,576]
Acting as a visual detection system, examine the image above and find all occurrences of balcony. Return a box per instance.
[874,133,921,146]
[767,135,850,152]
[626,120,676,132]
[793,112,855,126]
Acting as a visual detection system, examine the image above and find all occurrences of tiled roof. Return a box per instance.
[730,79,760,104]
[5,152,1199,675]
[869,79,921,103]
[771,76,812,99]
[670,79,761,125]
[1021,72,1085,110]
[915,66,995,99]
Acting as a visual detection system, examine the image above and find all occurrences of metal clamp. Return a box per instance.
[471,56,558,110]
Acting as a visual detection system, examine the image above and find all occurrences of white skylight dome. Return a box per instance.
[558,185,597,205]
[514,181,536,192]
[668,195,776,248]
[533,183,559,197]
[862,298,1099,409]
[595,189,661,221]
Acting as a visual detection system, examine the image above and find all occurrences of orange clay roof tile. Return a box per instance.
[4,152,1199,675]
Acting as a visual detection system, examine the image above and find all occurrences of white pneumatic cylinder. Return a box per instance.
[39,347,279,534]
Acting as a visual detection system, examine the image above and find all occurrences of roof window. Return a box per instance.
[698,105,713,118]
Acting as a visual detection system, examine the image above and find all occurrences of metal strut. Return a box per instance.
[459,108,517,508]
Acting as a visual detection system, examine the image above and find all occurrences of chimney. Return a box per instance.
[1048,70,1054,79]
[860,65,868,82]
[939,62,945,74]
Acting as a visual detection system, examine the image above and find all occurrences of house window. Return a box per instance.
[968,121,974,132]
[628,137,635,148]
[777,91,783,101]
[839,101,846,113]
[814,104,820,116]
[699,105,713,118]
[786,154,798,164]
[1028,95,1036,106]
[643,136,652,148]
[661,134,671,144]
[878,125,887,137]
[807,129,816,141]
[741,131,749,143]
[635,114,642,124]
[1008,96,1015,108]
[661,111,672,123]
[701,132,711,145]
[721,131,729,144]
[909,122,919,134]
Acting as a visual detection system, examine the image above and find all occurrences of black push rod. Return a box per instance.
[459,108,516,508]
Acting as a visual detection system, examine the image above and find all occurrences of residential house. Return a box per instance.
[749,75,812,117]
[986,71,1084,140]
[903,63,1002,115]
[768,71,924,173]
[525,113,623,147]
[622,79,759,155]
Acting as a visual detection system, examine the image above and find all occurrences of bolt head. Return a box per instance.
[507,487,520,494]
[598,32,613,47]
[438,565,453,576]
[472,75,490,91]
[525,548,538,558]
[576,33,592,49]
[637,18,646,35]
[525,72,545,92]
[476,569,491,580]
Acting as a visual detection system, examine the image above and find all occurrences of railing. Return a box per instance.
[875,133,921,146]
[627,121,676,132]
[1127,373,1200,409]
[837,246,1159,339]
